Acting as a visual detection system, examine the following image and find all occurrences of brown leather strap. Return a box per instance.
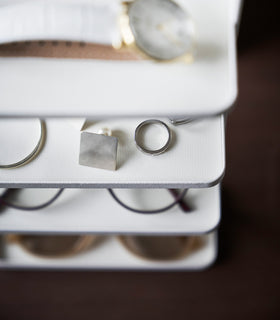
[0,41,142,60]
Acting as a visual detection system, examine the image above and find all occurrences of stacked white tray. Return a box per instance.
[0,0,243,270]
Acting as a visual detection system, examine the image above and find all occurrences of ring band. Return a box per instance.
[0,119,45,169]
[134,119,172,155]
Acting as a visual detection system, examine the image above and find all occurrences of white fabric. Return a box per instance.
[0,0,121,45]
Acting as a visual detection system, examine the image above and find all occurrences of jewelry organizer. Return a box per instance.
[0,0,243,270]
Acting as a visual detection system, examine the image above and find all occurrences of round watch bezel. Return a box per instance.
[128,0,194,60]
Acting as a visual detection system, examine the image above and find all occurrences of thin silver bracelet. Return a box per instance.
[0,119,45,169]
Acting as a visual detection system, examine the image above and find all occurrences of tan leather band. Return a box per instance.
[0,41,142,60]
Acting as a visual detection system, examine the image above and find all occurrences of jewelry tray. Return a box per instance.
[0,185,220,234]
[0,116,225,188]
[0,232,217,270]
[0,0,241,117]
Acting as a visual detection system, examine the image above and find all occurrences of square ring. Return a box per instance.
[79,132,118,171]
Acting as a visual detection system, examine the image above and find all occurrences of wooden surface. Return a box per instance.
[0,1,279,319]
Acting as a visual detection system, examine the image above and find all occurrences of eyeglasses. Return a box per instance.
[6,234,97,258]
[0,188,191,214]
[0,188,64,211]
[119,235,199,261]
[6,234,201,262]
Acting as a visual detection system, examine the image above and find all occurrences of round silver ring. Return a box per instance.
[0,119,46,169]
[134,119,172,155]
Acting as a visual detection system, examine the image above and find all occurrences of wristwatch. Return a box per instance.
[0,0,194,62]
[118,0,195,61]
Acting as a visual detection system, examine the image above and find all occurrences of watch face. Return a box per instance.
[128,0,194,60]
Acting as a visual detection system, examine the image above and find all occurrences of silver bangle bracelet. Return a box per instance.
[0,119,45,169]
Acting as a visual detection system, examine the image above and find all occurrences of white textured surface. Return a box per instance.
[0,0,237,117]
[0,185,220,234]
[0,116,225,188]
[0,232,217,270]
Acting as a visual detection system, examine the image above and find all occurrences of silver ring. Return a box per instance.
[0,119,45,169]
[134,119,172,155]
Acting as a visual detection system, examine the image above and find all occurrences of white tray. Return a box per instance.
[0,232,217,270]
[0,185,220,234]
[0,116,225,188]
[0,0,240,117]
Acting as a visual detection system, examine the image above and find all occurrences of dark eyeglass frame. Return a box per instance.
[0,188,192,214]
[108,188,191,214]
[0,188,64,211]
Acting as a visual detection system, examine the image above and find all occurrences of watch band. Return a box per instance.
[0,0,122,46]
[0,41,142,60]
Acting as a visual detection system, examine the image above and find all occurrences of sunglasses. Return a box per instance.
[6,234,97,258]
[6,234,200,262]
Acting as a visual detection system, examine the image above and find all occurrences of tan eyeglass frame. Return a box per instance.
[6,234,203,261]
[118,235,201,261]
[6,234,97,259]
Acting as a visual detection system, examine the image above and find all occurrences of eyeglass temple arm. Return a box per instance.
[168,189,192,212]
[0,189,20,212]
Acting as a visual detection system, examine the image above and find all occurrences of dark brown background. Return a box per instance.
[0,1,279,319]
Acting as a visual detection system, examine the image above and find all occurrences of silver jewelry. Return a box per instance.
[134,119,172,155]
[0,119,45,169]
[79,128,118,171]
[169,117,194,126]
[97,127,112,137]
